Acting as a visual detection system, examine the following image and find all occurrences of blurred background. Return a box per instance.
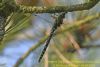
[0,0,100,67]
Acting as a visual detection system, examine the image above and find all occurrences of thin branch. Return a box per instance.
[64,45,100,51]
[14,36,48,67]
[44,49,48,67]
[81,44,100,48]
[52,45,77,67]
[67,32,81,54]
[56,13,100,35]
[14,13,100,67]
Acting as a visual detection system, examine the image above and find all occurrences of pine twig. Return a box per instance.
[67,32,81,54]
[52,45,77,67]
[44,49,48,67]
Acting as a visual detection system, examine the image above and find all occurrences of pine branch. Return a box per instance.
[18,0,99,13]
[1,0,99,14]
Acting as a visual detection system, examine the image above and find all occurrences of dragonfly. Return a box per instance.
[38,12,66,62]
